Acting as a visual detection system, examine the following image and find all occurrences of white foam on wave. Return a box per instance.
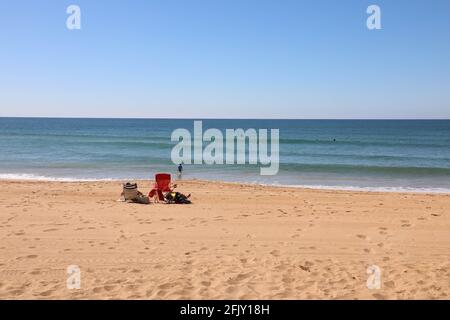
[0,173,118,182]
[260,183,450,194]
[1,173,450,194]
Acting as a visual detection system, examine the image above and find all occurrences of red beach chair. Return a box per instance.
[148,173,174,201]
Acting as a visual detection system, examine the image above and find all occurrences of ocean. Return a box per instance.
[0,118,449,193]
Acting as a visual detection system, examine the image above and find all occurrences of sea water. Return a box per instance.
[0,118,449,193]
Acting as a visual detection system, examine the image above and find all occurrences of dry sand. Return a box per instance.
[0,179,449,299]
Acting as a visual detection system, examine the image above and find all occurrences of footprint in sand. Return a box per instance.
[8,288,25,296]
[200,281,211,287]
[356,234,367,240]
[401,220,412,227]
[158,283,175,290]
[372,293,386,300]
[299,265,311,272]
[39,290,54,297]
[270,250,280,257]
[298,261,314,272]
[93,287,103,293]
[130,269,141,273]
[104,285,116,291]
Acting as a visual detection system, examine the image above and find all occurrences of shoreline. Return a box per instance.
[1,176,450,195]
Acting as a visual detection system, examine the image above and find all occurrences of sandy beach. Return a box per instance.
[0,179,449,300]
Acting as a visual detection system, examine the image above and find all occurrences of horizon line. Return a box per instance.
[1,116,449,121]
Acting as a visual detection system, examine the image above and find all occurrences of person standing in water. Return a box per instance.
[177,163,183,178]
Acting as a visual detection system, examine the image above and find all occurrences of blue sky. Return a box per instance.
[0,0,449,118]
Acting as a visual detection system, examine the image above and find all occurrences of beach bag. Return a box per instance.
[165,191,191,204]
[122,182,150,204]
[123,182,138,200]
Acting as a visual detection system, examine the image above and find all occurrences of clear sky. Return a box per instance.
[0,0,449,119]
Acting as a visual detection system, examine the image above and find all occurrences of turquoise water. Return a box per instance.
[0,118,449,192]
